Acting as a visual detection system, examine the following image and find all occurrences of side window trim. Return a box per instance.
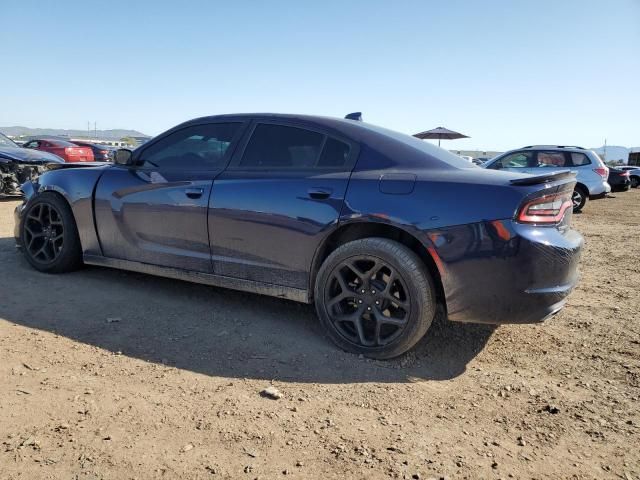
[130,121,248,171]
[227,119,358,172]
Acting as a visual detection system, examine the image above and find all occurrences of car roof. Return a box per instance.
[519,145,588,152]
[144,113,478,171]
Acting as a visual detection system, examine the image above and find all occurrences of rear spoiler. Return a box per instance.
[46,162,110,171]
[510,170,576,186]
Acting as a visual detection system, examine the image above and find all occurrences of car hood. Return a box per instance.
[0,146,64,164]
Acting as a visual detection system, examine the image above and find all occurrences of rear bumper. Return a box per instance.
[586,180,610,198]
[427,220,583,325]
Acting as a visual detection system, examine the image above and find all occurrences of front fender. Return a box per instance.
[17,167,109,256]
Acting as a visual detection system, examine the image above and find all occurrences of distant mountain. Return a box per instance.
[590,145,635,163]
[0,126,149,140]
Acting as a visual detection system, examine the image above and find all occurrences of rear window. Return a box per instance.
[49,139,77,147]
[353,122,475,168]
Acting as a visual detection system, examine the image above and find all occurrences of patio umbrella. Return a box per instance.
[413,127,469,147]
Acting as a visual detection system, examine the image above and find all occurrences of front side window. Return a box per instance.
[490,151,532,169]
[240,124,325,168]
[24,140,40,149]
[537,151,567,167]
[138,123,241,170]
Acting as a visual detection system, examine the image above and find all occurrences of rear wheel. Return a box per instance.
[631,176,639,188]
[572,186,587,212]
[314,238,436,359]
[21,192,83,273]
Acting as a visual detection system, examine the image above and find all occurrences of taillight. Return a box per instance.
[593,167,608,179]
[620,171,630,177]
[100,150,108,154]
[516,190,573,225]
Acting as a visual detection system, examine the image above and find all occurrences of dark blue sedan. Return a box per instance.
[14,114,583,358]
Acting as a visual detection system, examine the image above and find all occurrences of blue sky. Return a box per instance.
[1,0,638,150]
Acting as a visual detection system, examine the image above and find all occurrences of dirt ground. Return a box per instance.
[0,190,638,480]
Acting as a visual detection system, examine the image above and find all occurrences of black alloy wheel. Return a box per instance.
[325,257,410,347]
[24,202,64,264]
[21,192,83,273]
[315,238,436,359]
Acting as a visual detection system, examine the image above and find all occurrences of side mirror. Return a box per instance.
[114,149,133,165]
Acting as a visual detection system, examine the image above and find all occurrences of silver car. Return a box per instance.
[482,145,610,211]
[617,166,640,188]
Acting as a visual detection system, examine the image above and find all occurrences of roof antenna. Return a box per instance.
[345,112,362,121]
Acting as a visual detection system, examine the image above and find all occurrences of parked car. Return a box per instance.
[70,141,116,162]
[23,138,94,162]
[607,167,631,192]
[0,132,64,196]
[617,166,640,188]
[482,145,610,212]
[459,155,473,162]
[14,114,583,359]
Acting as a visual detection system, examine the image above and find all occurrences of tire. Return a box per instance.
[21,192,83,273]
[572,186,587,212]
[631,176,639,188]
[314,237,436,359]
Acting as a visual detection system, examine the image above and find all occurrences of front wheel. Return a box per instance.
[21,192,83,273]
[631,176,639,188]
[314,238,436,359]
[572,186,587,212]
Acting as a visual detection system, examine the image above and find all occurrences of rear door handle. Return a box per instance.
[185,187,204,199]
[307,188,332,200]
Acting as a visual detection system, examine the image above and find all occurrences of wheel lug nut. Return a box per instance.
[358,299,363,304]
[361,289,365,294]
[367,307,372,311]
[375,301,380,305]
[371,290,376,294]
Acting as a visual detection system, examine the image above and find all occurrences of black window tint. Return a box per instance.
[318,138,350,167]
[240,124,324,168]
[570,152,591,166]
[140,123,241,169]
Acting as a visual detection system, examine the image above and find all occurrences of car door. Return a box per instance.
[208,120,358,288]
[94,121,245,272]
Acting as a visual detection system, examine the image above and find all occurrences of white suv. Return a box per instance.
[482,145,610,211]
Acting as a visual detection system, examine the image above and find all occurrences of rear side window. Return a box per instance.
[537,152,568,167]
[318,138,350,167]
[139,123,241,170]
[570,152,591,166]
[240,124,325,168]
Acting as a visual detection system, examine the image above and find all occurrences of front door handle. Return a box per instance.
[184,187,204,199]
[308,188,332,200]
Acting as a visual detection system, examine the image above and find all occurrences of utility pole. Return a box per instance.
[87,121,90,136]
[94,122,97,139]
[603,138,607,162]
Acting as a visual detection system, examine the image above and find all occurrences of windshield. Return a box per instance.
[0,132,19,148]
[356,122,476,168]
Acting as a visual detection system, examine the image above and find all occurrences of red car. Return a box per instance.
[23,138,94,162]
